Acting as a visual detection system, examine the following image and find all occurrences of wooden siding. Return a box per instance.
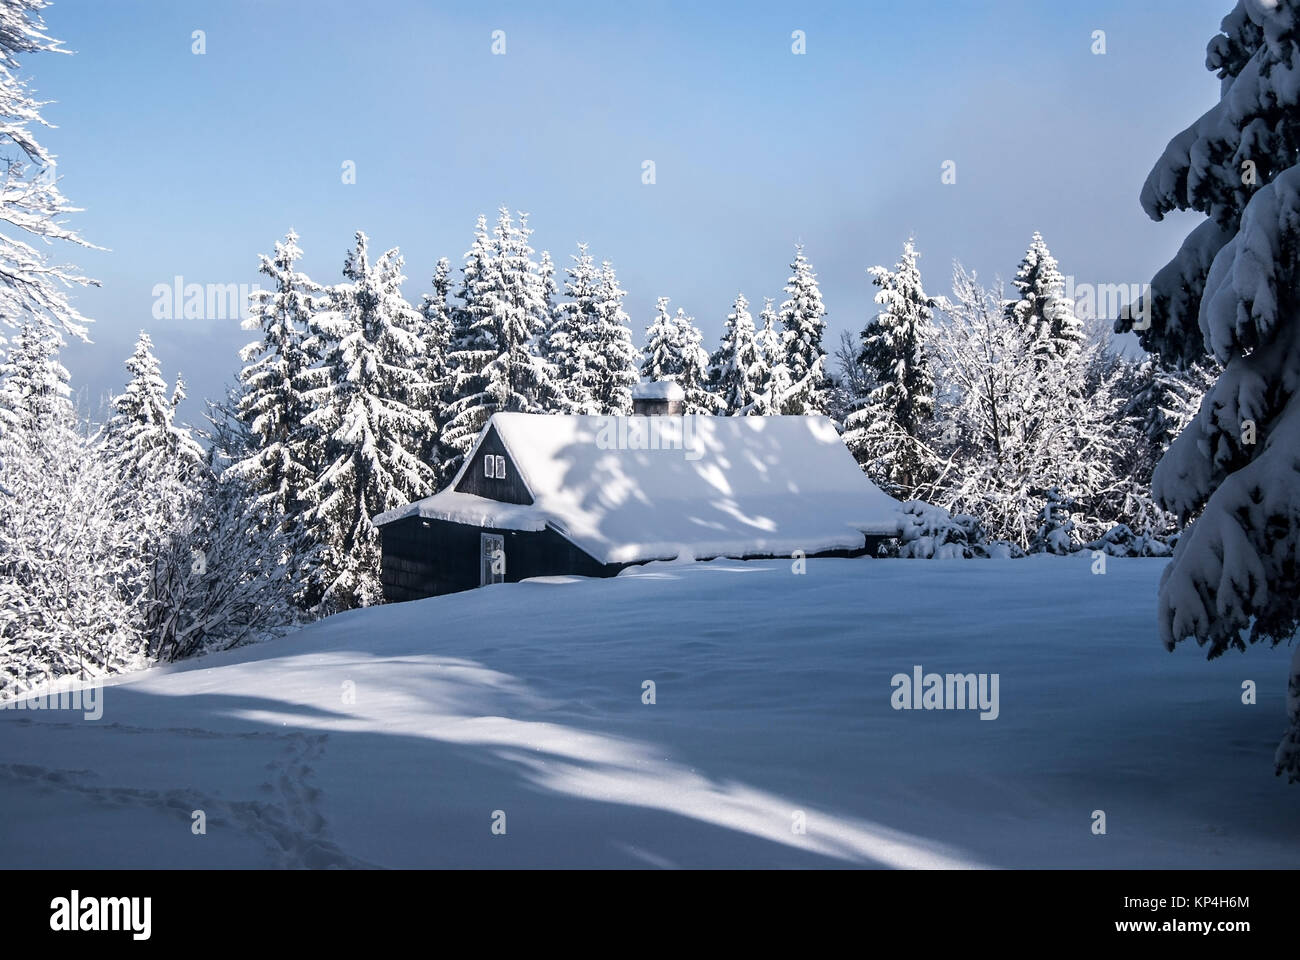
[454,424,532,504]
[631,398,685,415]
[380,514,883,604]
[380,514,618,602]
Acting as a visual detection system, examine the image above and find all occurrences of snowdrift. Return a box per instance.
[0,557,1295,868]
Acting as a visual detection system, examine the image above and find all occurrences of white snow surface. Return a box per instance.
[375,413,903,564]
[1,556,1295,869]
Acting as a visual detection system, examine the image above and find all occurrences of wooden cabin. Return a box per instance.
[373,407,903,602]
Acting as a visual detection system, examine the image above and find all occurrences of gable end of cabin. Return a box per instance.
[454,424,533,505]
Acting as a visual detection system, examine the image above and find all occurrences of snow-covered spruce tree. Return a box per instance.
[843,240,940,498]
[539,249,558,320]
[0,320,66,444]
[298,233,436,611]
[535,247,564,406]
[1004,232,1084,362]
[442,210,560,468]
[709,293,767,415]
[932,266,1121,548]
[638,298,719,413]
[379,250,441,463]
[544,243,600,413]
[490,209,559,403]
[0,326,140,691]
[1113,0,1300,779]
[230,231,323,549]
[0,0,97,344]
[755,297,785,416]
[587,261,639,415]
[101,332,207,659]
[545,246,637,414]
[641,296,682,382]
[440,215,495,478]
[1028,486,1080,555]
[412,255,454,471]
[777,245,830,415]
[102,332,204,497]
[671,307,720,414]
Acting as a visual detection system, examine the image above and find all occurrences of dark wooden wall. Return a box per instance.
[380,515,620,602]
[454,425,533,504]
[381,513,882,604]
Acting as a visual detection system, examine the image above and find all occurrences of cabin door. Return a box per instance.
[480,533,505,586]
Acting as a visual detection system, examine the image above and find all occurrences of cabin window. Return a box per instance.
[484,455,496,479]
[495,455,506,479]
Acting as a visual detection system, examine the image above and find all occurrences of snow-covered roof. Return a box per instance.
[631,380,685,401]
[374,413,903,565]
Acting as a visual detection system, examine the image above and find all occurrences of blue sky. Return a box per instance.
[30,0,1228,424]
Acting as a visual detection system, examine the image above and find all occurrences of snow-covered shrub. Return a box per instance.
[707,292,769,416]
[1084,523,1173,559]
[1028,487,1080,555]
[149,467,295,662]
[0,329,145,695]
[889,500,1023,559]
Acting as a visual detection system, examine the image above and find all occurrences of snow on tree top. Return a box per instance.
[630,380,686,401]
[375,412,903,564]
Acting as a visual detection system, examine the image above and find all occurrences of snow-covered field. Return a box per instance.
[1,556,1295,869]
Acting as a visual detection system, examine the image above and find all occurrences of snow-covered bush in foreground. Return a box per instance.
[889,500,1023,559]
[1115,0,1300,779]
